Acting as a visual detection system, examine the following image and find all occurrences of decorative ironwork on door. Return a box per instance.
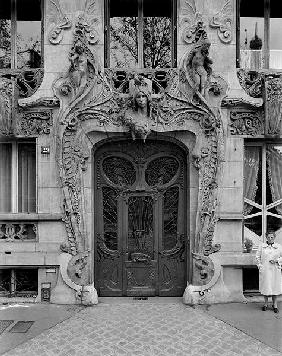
[95,140,187,296]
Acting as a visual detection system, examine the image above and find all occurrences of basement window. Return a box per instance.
[0,268,38,297]
[243,267,259,294]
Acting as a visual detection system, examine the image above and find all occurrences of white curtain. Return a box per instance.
[267,147,282,215]
[18,143,36,213]
[244,147,260,215]
[0,143,12,212]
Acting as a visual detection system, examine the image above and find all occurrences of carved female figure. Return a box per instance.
[123,76,152,141]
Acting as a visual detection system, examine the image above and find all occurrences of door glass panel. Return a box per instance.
[0,0,11,69]
[102,187,118,250]
[145,157,179,186]
[102,156,136,186]
[128,196,154,260]
[270,3,282,69]
[110,0,138,68]
[163,187,179,250]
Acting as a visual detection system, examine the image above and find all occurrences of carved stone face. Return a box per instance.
[266,232,275,244]
[191,51,204,67]
[135,91,148,109]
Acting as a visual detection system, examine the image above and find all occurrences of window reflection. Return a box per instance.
[0,0,11,69]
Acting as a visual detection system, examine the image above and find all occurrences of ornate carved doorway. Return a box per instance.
[94,140,187,296]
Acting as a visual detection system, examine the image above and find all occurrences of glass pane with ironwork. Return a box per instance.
[0,269,11,296]
[128,196,154,259]
[18,142,36,213]
[0,143,12,212]
[143,0,172,68]
[102,187,118,250]
[102,156,136,186]
[14,269,38,295]
[110,0,138,68]
[163,186,179,250]
[0,0,11,69]
[240,0,264,70]
[145,156,179,186]
[16,0,42,69]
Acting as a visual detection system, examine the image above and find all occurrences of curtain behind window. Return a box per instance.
[267,147,282,214]
[18,143,36,212]
[0,143,12,212]
[244,146,260,215]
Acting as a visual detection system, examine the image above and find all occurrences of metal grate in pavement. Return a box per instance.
[133,297,148,300]
[9,321,34,333]
[0,320,14,334]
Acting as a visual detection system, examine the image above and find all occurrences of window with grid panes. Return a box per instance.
[104,0,177,68]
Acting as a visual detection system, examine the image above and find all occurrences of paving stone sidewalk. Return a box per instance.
[2,300,282,356]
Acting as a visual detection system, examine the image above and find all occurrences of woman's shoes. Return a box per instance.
[272,306,279,313]
[262,305,268,311]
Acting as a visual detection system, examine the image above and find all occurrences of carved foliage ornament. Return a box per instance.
[181,0,204,44]
[209,0,233,44]
[0,223,37,241]
[16,110,53,136]
[230,111,264,136]
[265,75,282,136]
[0,77,13,135]
[237,69,263,98]
[48,0,72,44]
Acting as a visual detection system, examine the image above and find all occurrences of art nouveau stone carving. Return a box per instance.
[237,69,263,98]
[48,0,72,45]
[0,223,37,241]
[54,18,227,297]
[230,111,264,136]
[0,77,13,135]
[16,110,53,136]
[265,75,282,136]
[181,0,203,44]
[209,0,233,44]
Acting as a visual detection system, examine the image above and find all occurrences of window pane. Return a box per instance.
[240,0,264,70]
[110,0,138,68]
[0,143,12,212]
[0,269,11,296]
[16,0,42,69]
[270,5,282,69]
[18,142,36,213]
[0,0,11,69]
[14,269,38,295]
[143,0,172,68]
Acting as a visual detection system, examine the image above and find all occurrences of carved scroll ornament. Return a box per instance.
[17,110,53,136]
[209,0,233,44]
[230,111,264,136]
[181,0,203,44]
[237,69,263,98]
[48,0,72,45]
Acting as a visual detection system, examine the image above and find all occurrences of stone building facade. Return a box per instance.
[0,0,281,305]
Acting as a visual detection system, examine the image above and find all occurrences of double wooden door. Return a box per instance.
[95,141,187,296]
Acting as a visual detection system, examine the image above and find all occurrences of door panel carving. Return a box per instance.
[95,141,187,296]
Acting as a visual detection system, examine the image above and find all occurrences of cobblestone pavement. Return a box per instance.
[3,300,282,356]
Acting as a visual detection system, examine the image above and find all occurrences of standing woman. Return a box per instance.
[256,231,282,313]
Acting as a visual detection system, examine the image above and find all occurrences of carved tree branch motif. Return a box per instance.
[209,0,233,44]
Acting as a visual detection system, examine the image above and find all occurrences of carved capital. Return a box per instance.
[230,111,264,136]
